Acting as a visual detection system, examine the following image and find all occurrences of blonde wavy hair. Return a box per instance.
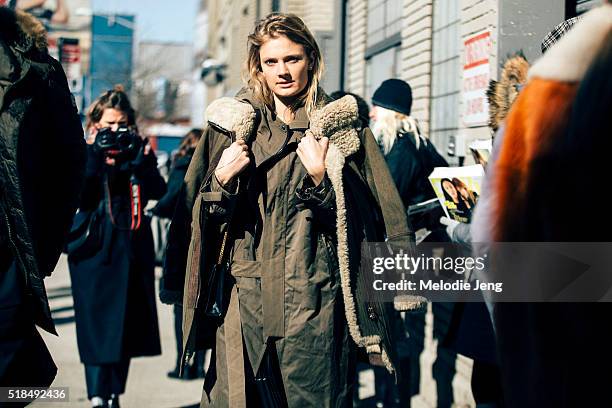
[244,13,325,116]
[371,106,422,155]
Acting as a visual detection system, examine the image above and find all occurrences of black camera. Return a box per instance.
[95,127,142,161]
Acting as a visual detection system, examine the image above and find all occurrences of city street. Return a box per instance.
[31,256,435,408]
[2,0,609,407]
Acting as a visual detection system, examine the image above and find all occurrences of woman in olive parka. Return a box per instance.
[166,13,425,408]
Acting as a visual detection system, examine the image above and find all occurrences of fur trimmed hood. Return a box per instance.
[487,54,530,132]
[0,7,48,53]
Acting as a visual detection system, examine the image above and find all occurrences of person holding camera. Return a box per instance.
[67,86,166,408]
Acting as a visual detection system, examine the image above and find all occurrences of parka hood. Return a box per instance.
[486,54,530,132]
[0,7,48,53]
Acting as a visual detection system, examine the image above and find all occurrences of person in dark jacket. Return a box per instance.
[152,128,203,219]
[67,86,166,408]
[153,128,207,380]
[370,79,448,210]
[0,5,86,395]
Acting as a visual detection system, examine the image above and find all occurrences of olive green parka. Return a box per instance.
[166,91,424,407]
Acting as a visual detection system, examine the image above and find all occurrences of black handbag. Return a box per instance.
[203,227,231,318]
[65,204,104,261]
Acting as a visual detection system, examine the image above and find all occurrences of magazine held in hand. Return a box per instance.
[429,165,485,223]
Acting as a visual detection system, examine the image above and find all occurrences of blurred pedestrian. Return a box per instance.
[439,53,532,408]
[370,79,448,207]
[472,3,612,406]
[370,79,448,239]
[67,86,166,408]
[165,12,421,407]
[0,3,86,396]
[153,128,207,380]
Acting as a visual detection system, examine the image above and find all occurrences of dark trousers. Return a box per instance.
[173,304,182,369]
[84,359,130,399]
[0,260,56,391]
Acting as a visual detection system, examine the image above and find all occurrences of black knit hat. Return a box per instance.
[372,79,413,116]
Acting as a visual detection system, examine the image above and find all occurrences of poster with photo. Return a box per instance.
[429,165,485,223]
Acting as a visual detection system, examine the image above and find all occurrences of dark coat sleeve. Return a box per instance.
[78,145,104,211]
[385,141,419,208]
[30,56,86,275]
[151,162,188,219]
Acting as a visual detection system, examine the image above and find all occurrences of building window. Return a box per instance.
[430,0,460,159]
[367,0,402,47]
[365,45,400,103]
[272,0,280,12]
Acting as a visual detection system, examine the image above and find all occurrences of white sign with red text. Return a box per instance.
[60,39,82,93]
[463,31,492,127]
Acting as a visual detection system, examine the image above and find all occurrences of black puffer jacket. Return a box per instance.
[0,8,86,334]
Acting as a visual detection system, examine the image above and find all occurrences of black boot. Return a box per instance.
[108,394,120,408]
[167,366,182,379]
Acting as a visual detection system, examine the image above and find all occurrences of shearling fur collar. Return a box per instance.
[205,94,361,157]
[0,8,48,53]
[529,4,612,82]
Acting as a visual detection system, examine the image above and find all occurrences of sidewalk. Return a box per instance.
[30,255,442,407]
[32,255,204,408]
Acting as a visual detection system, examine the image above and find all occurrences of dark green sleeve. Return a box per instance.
[360,127,416,249]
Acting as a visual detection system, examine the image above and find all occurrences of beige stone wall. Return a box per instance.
[400,0,434,135]
[301,0,335,32]
[284,0,305,17]
[345,0,367,95]
[205,0,261,101]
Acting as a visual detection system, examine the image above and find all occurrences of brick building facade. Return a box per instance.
[345,0,599,165]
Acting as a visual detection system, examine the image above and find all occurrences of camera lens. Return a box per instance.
[116,131,131,148]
